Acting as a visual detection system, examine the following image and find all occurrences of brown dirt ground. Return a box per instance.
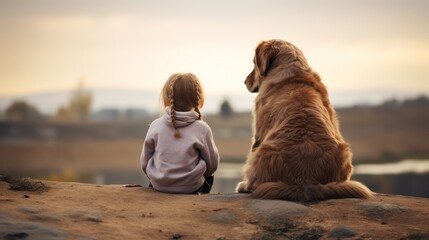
[1,179,428,240]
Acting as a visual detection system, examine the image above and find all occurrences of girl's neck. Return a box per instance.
[168,106,194,112]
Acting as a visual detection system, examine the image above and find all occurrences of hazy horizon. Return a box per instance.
[0,87,425,115]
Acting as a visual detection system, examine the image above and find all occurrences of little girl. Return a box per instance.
[140,73,219,194]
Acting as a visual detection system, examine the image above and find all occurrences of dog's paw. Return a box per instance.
[236,181,251,193]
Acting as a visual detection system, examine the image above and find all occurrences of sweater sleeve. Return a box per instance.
[200,128,220,177]
[140,130,155,174]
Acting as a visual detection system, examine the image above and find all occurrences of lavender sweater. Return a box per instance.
[140,108,219,193]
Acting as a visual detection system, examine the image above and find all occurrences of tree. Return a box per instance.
[54,79,92,123]
[5,100,43,122]
[219,98,234,117]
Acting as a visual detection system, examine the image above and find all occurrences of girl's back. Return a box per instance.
[140,73,219,194]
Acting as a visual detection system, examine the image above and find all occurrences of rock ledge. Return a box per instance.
[0,179,428,240]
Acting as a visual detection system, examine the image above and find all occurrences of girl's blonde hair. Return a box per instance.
[161,73,205,138]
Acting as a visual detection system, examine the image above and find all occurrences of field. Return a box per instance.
[1,97,429,185]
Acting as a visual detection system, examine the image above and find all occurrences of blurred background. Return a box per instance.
[1,0,428,197]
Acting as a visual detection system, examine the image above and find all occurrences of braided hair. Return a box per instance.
[168,77,181,138]
[161,73,205,139]
[193,79,202,120]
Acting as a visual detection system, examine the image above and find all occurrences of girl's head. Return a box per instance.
[161,72,205,138]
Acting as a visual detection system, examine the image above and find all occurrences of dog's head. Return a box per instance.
[245,39,310,93]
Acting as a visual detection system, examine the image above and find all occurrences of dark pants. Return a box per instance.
[148,176,214,194]
[196,176,214,194]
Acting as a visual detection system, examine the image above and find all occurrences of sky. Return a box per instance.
[0,0,428,112]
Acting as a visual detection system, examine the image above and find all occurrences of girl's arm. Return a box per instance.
[140,134,155,174]
[201,129,220,177]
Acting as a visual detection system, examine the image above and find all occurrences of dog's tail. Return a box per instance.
[252,181,373,202]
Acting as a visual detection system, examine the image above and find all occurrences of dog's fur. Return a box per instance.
[236,39,373,202]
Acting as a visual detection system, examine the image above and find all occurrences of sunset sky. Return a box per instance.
[0,0,428,110]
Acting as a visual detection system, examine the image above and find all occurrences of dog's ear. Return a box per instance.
[255,41,280,76]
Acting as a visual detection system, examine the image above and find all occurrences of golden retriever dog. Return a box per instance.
[236,39,373,202]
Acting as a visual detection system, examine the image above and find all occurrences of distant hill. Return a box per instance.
[0,88,425,115]
[2,95,427,164]
[0,89,160,115]
[337,95,429,163]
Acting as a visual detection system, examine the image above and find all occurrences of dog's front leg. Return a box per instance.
[236,175,256,193]
[236,152,258,193]
[236,181,251,193]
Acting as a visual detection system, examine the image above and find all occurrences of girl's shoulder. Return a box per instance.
[149,116,161,124]
[152,116,164,124]
[147,116,165,130]
[190,120,213,133]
